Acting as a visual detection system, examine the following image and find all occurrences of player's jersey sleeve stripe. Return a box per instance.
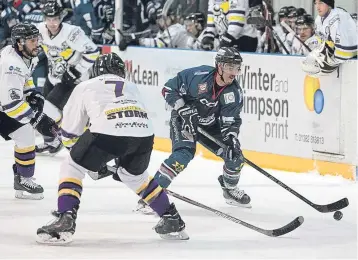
[3,100,33,123]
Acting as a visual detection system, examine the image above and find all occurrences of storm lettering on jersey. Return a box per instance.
[106,110,148,120]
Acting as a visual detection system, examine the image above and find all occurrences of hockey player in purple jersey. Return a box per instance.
[136,47,250,214]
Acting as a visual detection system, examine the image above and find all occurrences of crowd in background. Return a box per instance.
[0,0,357,55]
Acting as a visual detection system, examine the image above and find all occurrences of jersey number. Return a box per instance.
[105,80,124,97]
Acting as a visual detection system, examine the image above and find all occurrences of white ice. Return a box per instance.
[0,140,357,259]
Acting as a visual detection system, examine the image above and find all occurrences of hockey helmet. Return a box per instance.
[11,23,40,46]
[184,12,205,28]
[296,8,307,16]
[278,7,290,19]
[42,0,63,17]
[287,6,296,13]
[296,14,315,27]
[215,47,243,66]
[351,13,357,21]
[91,53,126,78]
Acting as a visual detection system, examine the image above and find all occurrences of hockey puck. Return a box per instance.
[333,211,343,221]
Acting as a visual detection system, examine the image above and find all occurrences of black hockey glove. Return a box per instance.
[62,66,82,86]
[30,112,58,138]
[119,34,139,51]
[201,35,214,50]
[223,134,244,171]
[219,32,236,48]
[26,91,44,112]
[177,105,199,136]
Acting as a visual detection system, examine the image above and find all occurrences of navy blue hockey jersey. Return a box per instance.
[163,65,244,133]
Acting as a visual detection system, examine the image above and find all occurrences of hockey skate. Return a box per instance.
[35,137,63,156]
[36,208,77,245]
[218,175,251,208]
[133,199,156,215]
[14,168,44,200]
[154,203,189,240]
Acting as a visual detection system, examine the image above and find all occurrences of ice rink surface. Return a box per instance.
[0,141,357,259]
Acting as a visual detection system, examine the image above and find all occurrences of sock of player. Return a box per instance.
[154,149,193,188]
[14,145,35,177]
[57,156,84,213]
[117,168,170,216]
[58,177,82,213]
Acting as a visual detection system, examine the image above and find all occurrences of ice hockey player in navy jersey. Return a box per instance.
[136,47,250,214]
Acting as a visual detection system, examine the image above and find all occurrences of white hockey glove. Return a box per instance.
[213,5,228,36]
[301,42,340,77]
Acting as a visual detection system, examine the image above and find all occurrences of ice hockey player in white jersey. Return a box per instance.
[203,0,260,52]
[302,0,357,76]
[0,23,58,199]
[36,53,188,244]
[184,12,220,50]
[256,6,290,54]
[35,1,99,155]
[120,8,189,49]
[291,14,319,56]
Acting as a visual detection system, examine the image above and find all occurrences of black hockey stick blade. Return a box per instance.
[244,159,350,213]
[313,197,349,213]
[166,189,304,237]
[196,127,349,213]
[87,165,115,180]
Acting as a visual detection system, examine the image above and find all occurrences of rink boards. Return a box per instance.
[47,46,348,180]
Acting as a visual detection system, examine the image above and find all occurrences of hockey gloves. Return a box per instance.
[30,112,58,138]
[219,32,236,48]
[119,34,139,51]
[223,132,244,172]
[62,66,82,86]
[201,35,215,50]
[177,105,199,137]
[26,91,44,112]
[302,42,339,76]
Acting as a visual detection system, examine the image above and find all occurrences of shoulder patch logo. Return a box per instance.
[224,92,235,104]
[198,83,208,94]
[9,88,21,100]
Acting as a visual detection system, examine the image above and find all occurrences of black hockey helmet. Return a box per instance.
[278,6,290,18]
[296,14,315,27]
[156,7,175,20]
[185,12,205,28]
[215,47,243,66]
[287,6,296,13]
[91,53,126,78]
[296,8,307,16]
[42,0,63,17]
[11,23,40,46]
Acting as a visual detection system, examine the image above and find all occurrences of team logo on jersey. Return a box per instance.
[172,161,184,173]
[179,84,187,95]
[9,88,21,100]
[224,92,235,104]
[198,83,208,94]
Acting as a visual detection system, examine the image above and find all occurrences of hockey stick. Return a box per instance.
[280,21,312,52]
[247,16,290,54]
[116,28,152,37]
[162,0,174,48]
[103,165,303,236]
[197,127,349,213]
[166,189,303,237]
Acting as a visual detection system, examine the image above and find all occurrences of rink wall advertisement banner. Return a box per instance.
[103,46,356,179]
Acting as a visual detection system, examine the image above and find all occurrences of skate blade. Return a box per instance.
[36,232,73,245]
[133,206,157,215]
[159,230,189,240]
[35,150,61,157]
[225,199,252,208]
[15,190,44,200]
